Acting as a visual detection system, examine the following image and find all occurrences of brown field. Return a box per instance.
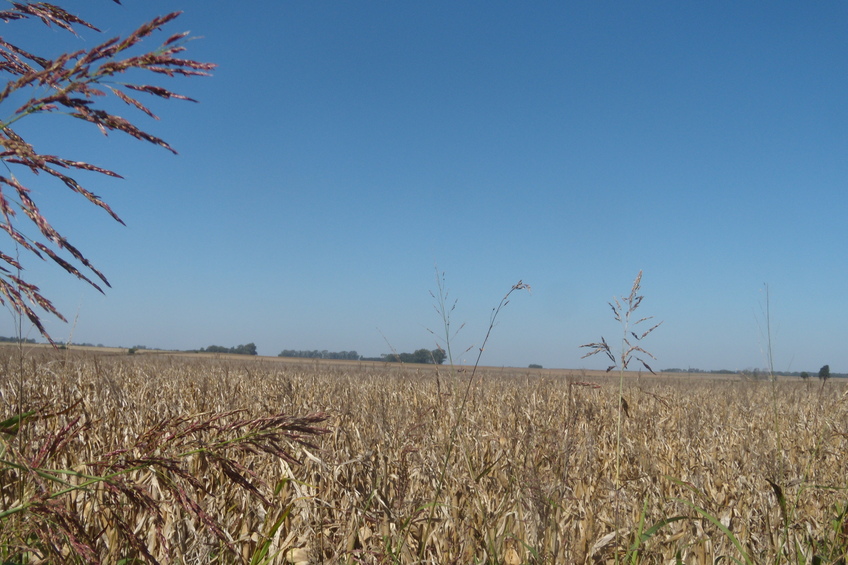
[1,347,846,564]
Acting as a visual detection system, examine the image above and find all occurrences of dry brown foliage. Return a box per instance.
[2,349,848,563]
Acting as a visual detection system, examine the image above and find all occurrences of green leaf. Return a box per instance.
[674,498,753,565]
[0,411,35,436]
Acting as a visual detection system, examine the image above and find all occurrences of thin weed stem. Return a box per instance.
[581,271,661,561]
[760,284,792,560]
[414,272,529,562]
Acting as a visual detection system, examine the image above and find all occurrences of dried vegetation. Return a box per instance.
[1,348,847,563]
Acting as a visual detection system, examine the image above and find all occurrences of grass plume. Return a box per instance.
[581,270,662,560]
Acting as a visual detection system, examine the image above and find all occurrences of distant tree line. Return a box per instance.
[0,336,113,348]
[278,347,446,364]
[801,365,832,381]
[662,368,735,374]
[365,348,446,365]
[197,343,257,356]
[663,366,844,379]
[278,350,360,360]
[0,336,37,344]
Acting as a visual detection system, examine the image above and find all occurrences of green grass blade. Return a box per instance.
[249,504,292,565]
[0,411,35,435]
[629,515,687,564]
[675,498,753,565]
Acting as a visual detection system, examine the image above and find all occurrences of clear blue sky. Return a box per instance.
[3,1,847,372]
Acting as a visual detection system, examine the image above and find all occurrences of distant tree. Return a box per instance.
[386,352,413,363]
[412,349,431,364]
[233,343,257,356]
[0,336,37,344]
[800,371,810,380]
[201,344,256,355]
[383,348,445,364]
[278,349,359,360]
[818,365,830,381]
[431,348,447,365]
[529,364,543,369]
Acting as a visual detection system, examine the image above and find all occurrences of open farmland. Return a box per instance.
[1,348,847,564]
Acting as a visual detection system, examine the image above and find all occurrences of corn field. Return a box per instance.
[1,348,847,564]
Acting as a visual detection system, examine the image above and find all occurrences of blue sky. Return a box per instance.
[3,1,847,372]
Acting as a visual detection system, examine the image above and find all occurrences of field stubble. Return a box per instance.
[1,349,847,564]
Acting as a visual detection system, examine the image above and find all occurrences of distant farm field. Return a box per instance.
[1,348,846,564]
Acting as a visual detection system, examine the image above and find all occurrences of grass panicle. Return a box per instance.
[580,271,662,560]
[0,4,214,343]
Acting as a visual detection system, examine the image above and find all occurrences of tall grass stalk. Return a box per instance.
[760,283,792,559]
[581,271,661,559]
[414,271,529,562]
[756,285,848,564]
